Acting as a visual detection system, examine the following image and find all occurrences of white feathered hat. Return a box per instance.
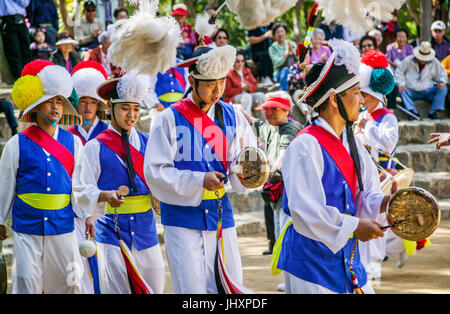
[11,59,80,125]
[107,0,182,76]
[71,60,108,111]
[97,70,151,106]
[176,45,236,81]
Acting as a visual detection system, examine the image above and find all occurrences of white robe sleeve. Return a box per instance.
[144,109,206,207]
[227,107,258,194]
[354,136,386,221]
[71,135,88,220]
[72,139,106,217]
[364,114,398,155]
[0,135,19,225]
[281,134,360,254]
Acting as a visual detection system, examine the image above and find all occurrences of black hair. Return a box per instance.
[394,28,409,39]
[272,23,288,35]
[113,6,129,19]
[359,35,377,51]
[212,28,229,42]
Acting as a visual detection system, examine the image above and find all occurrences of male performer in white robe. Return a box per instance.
[356,50,400,279]
[73,72,165,294]
[276,40,393,294]
[0,60,83,294]
[144,45,257,294]
[69,60,110,294]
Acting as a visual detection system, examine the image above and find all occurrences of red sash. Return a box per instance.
[171,68,186,89]
[368,108,394,122]
[299,125,357,200]
[67,126,87,146]
[172,98,229,172]
[96,129,148,189]
[21,125,75,178]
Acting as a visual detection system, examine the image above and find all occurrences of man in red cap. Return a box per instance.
[240,92,301,270]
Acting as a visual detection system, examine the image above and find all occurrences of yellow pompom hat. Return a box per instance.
[12,59,80,124]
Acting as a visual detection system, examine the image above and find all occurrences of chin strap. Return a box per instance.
[82,119,93,128]
[111,103,138,193]
[336,95,364,191]
[37,107,60,127]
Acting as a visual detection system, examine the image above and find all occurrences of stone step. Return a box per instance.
[395,144,450,172]
[394,99,450,121]
[0,84,13,104]
[438,199,450,220]
[398,119,450,145]
[410,172,450,201]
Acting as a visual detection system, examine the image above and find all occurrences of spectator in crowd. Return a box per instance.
[93,0,119,27]
[26,0,58,46]
[441,53,450,114]
[84,26,120,78]
[385,28,413,109]
[430,20,450,61]
[309,28,331,64]
[75,0,105,51]
[172,3,195,60]
[209,28,229,48]
[0,0,32,80]
[379,10,399,52]
[359,35,378,53]
[287,59,307,97]
[248,24,274,84]
[432,0,448,27]
[113,6,128,20]
[386,29,414,70]
[0,99,18,135]
[395,41,448,119]
[224,50,265,113]
[49,31,80,73]
[29,28,55,60]
[239,92,301,259]
[268,24,297,91]
[317,21,344,41]
[368,29,383,50]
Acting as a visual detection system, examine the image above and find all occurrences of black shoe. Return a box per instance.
[262,248,273,255]
[383,255,389,262]
[428,112,439,120]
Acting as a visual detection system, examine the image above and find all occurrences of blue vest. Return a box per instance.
[13,129,75,236]
[160,101,237,231]
[94,130,158,251]
[279,146,367,293]
[76,120,109,142]
[155,67,186,108]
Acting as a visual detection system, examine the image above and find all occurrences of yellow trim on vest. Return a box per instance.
[202,187,225,200]
[18,193,71,210]
[106,195,151,214]
[270,221,293,276]
[378,156,389,161]
[159,92,184,103]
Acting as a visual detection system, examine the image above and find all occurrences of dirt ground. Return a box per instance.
[159,219,450,294]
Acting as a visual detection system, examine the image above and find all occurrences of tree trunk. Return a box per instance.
[293,0,303,41]
[420,0,432,41]
[58,0,74,37]
[184,0,197,18]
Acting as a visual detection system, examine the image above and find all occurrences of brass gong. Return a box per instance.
[387,187,441,241]
[232,146,270,189]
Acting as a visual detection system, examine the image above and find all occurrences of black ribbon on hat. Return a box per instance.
[111,100,138,193]
[336,95,364,192]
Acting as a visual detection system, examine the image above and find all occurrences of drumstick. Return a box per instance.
[380,214,424,230]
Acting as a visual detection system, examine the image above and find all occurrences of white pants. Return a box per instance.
[164,226,243,294]
[359,213,388,276]
[385,229,406,256]
[74,218,96,294]
[12,231,82,294]
[284,271,375,294]
[96,241,165,294]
